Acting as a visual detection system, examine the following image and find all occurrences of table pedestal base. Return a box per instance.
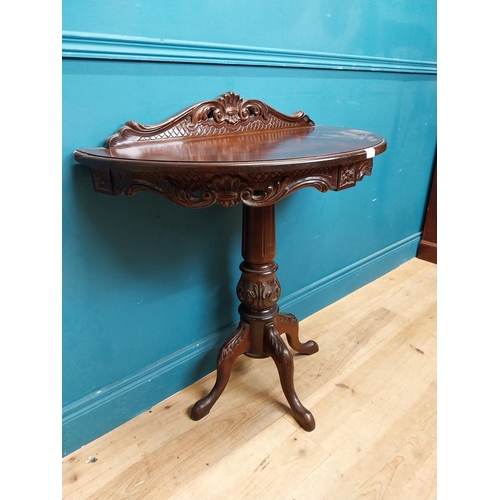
[190,204,318,431]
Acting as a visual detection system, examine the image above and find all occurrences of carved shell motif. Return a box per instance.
[106,91,314,148]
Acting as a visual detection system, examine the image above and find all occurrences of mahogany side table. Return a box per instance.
[74,92,387,431]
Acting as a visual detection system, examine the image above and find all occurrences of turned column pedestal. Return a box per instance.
[190,204,318,430]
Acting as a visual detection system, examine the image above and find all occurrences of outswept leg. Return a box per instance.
[263,323,315,431]
[190,321,251,421]
[277,313,319,355]
[190,205,318,431]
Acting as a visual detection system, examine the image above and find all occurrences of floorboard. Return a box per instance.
[62,258,437,500]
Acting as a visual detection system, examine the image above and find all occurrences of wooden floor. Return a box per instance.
[62,258,437,500]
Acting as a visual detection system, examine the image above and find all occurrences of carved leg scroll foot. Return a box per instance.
[278,313,319,355]
[190,321,251,421]
[264,323,315,431]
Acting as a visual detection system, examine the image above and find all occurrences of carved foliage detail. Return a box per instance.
[237,276,281,309]
[218,330,245,366]
[278,313,298,324]
[106,91,314,147]
[339,165,356,189]
[105,160,372,207]
[265,326,291,365]
[338,159,373,190]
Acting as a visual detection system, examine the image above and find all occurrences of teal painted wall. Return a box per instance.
[63,0,436,60]
[62,1,436,455]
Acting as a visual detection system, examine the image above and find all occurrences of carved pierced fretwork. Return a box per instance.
[205,175,249,208]
[106,91,314,148]
[101,161,373,208]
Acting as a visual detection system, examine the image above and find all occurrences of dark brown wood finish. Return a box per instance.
[192,204,317,430]
[74,92,387,431]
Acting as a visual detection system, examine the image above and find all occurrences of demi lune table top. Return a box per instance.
[75,125,386,172]
[74,91,386,208]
